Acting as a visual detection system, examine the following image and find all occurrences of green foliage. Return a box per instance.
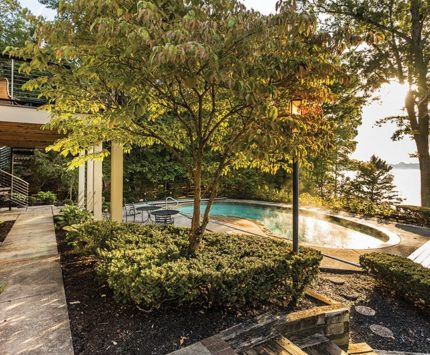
[55,204,93,229]
[334,155,402,217]
[66,221,321,309]
[360,253,430,311]
[395,205,430,227]
[0,0,33,52]
[14,150,78,202]
[35,191,57,204]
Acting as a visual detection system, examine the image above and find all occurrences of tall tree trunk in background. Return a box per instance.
[409,0,430,206]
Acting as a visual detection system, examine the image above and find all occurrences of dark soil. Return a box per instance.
[56,230,317,355]
[57,227,430,354]
[311,272,430,353]
[0,220,14,243]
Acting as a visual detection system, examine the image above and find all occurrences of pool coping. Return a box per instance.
[175,198,401,250]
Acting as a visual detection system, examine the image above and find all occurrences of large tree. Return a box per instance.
[0,0,33,52]
[12,0,343,253]
[311,0,430,207]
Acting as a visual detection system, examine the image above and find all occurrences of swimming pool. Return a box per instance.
[178,201,392,249]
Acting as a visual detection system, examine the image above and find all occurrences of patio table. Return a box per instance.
[135,205,162,223]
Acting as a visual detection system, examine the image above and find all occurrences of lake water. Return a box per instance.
[392,168,420,205]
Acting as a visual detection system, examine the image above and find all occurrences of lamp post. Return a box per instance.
[290,99,302,254]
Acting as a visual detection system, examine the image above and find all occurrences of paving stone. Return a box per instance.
[0,207,73,355]
[326,277,346,285]
[370,324,394,339]
[340,292,360,301]
[355,305,376,317]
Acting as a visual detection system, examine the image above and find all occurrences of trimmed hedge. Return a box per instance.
[395,205,430,227]
[360,252,430,310]
[65,221,322,309]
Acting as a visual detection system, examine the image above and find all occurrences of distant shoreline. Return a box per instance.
[391,163,420,170]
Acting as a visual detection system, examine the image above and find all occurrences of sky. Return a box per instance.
[20,0,417,165]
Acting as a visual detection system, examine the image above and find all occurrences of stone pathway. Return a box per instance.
[0,206,74,355]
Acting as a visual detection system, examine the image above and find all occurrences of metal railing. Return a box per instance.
[0,146,11,172]
[0,54,46,107]
[0,168,29,207]
[165,196,179,209]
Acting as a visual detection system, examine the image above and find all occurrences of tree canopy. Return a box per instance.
[12,0,346,252]
[0,0,33,52]
[310,0,430,207]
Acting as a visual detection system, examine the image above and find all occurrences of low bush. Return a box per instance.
[394,205,430,227]
[66,221,322,310]
[360,252,430,310]
[55,204,93,229]
[35,191,57,204]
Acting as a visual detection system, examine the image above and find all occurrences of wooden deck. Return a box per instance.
[408,240,430,268]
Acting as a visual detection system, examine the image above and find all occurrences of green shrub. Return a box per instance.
[55,204,93,229]
[66,221,322,309]
[360,252,430,310]
[35,191,57,204]
[395,205,430,227]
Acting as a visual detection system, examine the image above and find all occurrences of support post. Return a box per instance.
[93,143,103,221]
[111,142,123,222]
[86,147,94,212]
[292,159,299,254]
[78,151,86,208]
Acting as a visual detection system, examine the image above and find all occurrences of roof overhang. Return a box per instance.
[0,104,61,148]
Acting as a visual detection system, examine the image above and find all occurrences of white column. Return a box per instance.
[78,151,86,208]
[93,143,103,221]
[86,147,94,212]
[111,142,123,222]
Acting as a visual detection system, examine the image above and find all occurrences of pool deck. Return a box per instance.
[167,200,430,272]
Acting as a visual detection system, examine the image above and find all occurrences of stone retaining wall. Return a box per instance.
[219,297,349,352]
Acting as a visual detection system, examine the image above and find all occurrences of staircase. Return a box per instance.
[0,146,29,208]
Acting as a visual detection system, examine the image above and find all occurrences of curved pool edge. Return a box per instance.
[221,198,401,250]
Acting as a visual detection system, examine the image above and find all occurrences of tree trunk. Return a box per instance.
[417,138,430,206]
[188,160,202,254]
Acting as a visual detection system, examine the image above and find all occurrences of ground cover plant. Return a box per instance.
[360,252,430,311]
[65,221,322,309]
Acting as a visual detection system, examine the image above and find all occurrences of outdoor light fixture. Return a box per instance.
[290,98,302,254]
[290,99,303,115]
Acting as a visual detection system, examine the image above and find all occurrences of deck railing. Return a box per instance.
[0,55,46,107]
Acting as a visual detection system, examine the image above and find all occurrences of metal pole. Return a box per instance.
[11,59,14,99]
[292,159,299,254]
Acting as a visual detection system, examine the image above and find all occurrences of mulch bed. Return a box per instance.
[56,230,317,355]
[56,228,430,354]
[311,272,430,353]
[0,220,14,243]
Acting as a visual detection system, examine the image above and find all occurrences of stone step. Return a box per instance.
[242,335,306,355]
[294,333,347,355]
[348,342,377,354]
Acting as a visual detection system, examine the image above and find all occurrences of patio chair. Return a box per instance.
[124,203,143,222]
[154,214,174,225]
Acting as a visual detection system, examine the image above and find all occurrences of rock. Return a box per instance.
[355,305,376,316]
[340,292,360,301]
[370,324,394,338]
[326,277,345,285]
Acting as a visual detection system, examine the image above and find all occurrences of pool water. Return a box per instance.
[178,202,387,249]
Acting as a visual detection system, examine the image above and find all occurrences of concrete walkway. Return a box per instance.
[0,206,74,355]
